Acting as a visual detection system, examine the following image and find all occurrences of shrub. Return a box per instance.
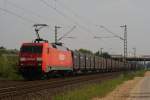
[0,55,22,80]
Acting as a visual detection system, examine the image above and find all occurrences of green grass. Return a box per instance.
[0,55,23,80]
[52,70,146,100]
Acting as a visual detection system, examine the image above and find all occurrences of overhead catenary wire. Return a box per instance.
[54,0,118,38]
[52,0,126,42]
[99,25,124,40]
[0,7,36,23]
[6,0,49,23]
[54,0,122,52]
[53,0,97,28]
[94,36,116,39]
[39,0,95,35]
[55,0,126,54]
[57,25,76,41]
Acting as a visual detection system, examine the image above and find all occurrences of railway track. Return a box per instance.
[0,72,120,100]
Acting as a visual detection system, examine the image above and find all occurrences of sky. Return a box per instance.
[0,0,150,56]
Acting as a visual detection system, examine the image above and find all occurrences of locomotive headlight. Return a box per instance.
[37,57,42,61]
[20,57,26,61]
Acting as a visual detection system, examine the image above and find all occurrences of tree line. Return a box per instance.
[76,48,111,58]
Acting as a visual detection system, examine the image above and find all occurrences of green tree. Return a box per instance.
[94,51,111,58]
[0,46,5,49]
[78,48,93,54]
[101,52,111,58]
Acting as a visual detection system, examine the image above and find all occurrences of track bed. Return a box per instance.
[0,72,121,100]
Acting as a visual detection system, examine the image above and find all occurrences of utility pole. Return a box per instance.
[120,25,127,68]
[133,47,136,57]
[95,25,128,67]
[133,47,137,69]
[54,25,61,43]
[100,48,103,55]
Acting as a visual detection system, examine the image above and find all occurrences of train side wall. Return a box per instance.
[72,51,136,73]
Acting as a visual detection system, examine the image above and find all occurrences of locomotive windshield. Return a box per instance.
[21,45,43,54]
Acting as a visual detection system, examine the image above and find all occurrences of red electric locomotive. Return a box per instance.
[19,24,73,78]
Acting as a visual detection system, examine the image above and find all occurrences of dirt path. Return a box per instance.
[93,71,150,100]
[126,71,150,100]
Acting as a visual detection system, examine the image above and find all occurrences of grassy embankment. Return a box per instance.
[0,48,23,80]
[53,70,146,100]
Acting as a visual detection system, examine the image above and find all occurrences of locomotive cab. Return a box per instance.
[19,43,45,78]
[19,41,73,79]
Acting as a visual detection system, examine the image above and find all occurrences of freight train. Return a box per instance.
[18,40,136,79]
[18,24,136,79]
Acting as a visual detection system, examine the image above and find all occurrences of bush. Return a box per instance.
[0,55,23,80]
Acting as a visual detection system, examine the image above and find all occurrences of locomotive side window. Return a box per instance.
[21,46,43,54]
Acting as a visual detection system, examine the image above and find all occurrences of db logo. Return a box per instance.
[59,54,65,61]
